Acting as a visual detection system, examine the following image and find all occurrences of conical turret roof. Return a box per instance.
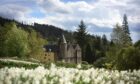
[62,34,67,43]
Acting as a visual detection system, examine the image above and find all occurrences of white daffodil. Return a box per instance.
[0,63,140,84]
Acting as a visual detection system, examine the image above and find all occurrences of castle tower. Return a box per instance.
[59,34,67,61]
[75,44,81,63]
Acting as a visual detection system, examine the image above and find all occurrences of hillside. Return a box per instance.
[0,17,73,43]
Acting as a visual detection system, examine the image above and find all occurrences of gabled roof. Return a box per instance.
[67,44,74,50]
[67,44,81,50]
[75,44,81,50]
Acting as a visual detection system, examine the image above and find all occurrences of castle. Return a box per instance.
[43,34,82,63]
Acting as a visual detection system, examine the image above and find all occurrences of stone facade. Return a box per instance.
[42,52,55,63]
[44,34,82,64]
[31,50,55,63]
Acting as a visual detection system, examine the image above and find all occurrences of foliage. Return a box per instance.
[75,20,87,47]
[0,58,92,70]
[101,34,108,52]
[134,40,140,49]
[111,24,124,47]
[116,46,140,70]
[0,58,40,69]
[0,22,46,58]
[0,17,73,43]
[105,43,118,69]
[93,57,106,68]
[28,29,45,57]
[111,14,132,47]
[74,21,108,63]
[0,22,29,57]
[122,14,132,45]
[85,43,94,64]
[54,61,77,68]
[6,23,29,57]
[106,14,137,70]
[75,20,88,61]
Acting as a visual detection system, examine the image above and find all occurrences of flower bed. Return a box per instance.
[0,64,140,84]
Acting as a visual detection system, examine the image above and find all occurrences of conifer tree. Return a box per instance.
[122,14,132,46]
[122,14,129,34]
[111,15,132,47]
[75,20,87,61]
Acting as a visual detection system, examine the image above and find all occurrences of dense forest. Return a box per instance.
[0,15,140,70]
[0,17,73,43]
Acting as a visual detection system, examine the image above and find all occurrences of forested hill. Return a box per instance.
[0,17,73,43]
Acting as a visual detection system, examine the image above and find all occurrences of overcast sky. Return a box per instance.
[0,0,140,42]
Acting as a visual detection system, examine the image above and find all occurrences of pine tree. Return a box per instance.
[111,14,132,48]
[122,14,132,46]
[122,14,129,34]
[75,20,87,61]
[75,20,87,47]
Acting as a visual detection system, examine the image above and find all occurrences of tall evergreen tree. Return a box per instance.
[122,14,132,45]
[75,20,87,61]
[122,14,129,34]
[111,15,132,47]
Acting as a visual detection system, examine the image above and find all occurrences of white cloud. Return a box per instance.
[0,0,140,42]
[35,0,125,29]
[38,0,72,14]
[1,0,140,27]
[130,31,140,42]
[0,4,31,20]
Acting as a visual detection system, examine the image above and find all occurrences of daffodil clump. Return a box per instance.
[0,63,140,84]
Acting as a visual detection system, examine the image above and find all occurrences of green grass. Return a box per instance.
[0,58,93,69]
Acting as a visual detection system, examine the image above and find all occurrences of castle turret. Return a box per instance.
[62,34,67,44]
[59,34,67,61]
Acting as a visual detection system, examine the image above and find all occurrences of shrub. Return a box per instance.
[116,46,140,70]
[134,40,140,49]
[93,57,106,68]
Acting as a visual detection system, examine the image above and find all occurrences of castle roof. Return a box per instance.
[44,45,59,52]
[62,34,67,43]
[67,44,81,50]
